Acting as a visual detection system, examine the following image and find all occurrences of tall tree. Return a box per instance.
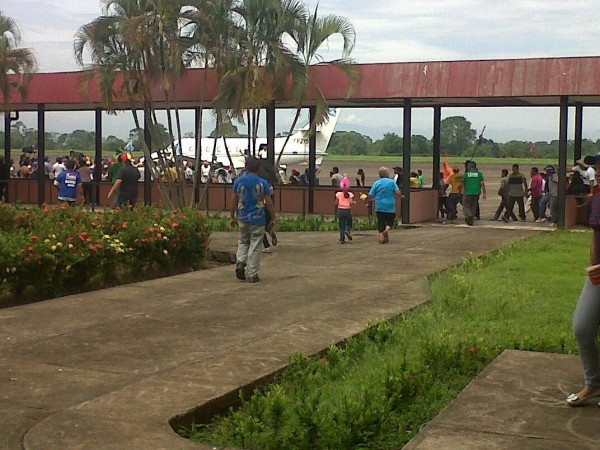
[213,0,307,156]
[276,5,357,165]
[0,12,37,108]
[440,116,476,156]
[74,0,193,208]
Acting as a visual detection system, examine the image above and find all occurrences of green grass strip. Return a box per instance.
[183,231,587,449]
[203,215,381,232]
[326,156,559,165]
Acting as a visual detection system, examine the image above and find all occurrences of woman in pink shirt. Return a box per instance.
[335,188,355,244]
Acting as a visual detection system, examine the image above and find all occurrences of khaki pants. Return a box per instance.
[236,223,265,277]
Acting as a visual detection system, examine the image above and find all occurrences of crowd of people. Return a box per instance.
[436,158,598,227]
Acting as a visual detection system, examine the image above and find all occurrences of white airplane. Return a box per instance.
[170,108,340,169]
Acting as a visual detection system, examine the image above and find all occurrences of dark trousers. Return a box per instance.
[438,197,448,218]
[531,195,542,220]
[337,208,353,242]
[505,196,525,220]
[263,209,272,249]
[82,182,93,204]
[447,193,462,220]
[376,212,395,233]
[493,197,517,220]
[463,195,479,225]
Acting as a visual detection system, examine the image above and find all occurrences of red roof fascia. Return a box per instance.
[4,56,600,109]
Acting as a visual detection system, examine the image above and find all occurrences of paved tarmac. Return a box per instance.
[0,222,592,449]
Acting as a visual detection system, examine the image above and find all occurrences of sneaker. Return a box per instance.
[345,231,353,241]
[270,230,278,246]
[339,239,345,244]
[539,218,547,222]
[501,216,509,223]
[235,263,246,280]
[262,247,271,253]
[247,275,260,283]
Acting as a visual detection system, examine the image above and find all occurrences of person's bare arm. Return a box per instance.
[481,181,487,200]
[230,192,239,227]
[107,179,122,199]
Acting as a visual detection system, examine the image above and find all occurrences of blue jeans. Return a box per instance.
[338,209,352,242]
[236,223,265,277]
[539,194,558,223]
[573,277,600,388]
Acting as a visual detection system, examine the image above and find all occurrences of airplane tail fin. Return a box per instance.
[316,108,340,150]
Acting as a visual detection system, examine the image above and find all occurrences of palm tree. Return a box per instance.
[213,0,307,157]
[181,0,239,205]
[0,12,37,109]
[74,0,193,208]
[276,5,358,165]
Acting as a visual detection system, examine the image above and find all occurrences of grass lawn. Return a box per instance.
[325,155,560,165]
[184,230,588,449]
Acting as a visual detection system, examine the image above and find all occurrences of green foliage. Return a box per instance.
[184,231,586,449]
[370,132,402,156]
[328,131,372,155]
[203,214,381,232]
[0,204,209,302]
[440,116,477,156]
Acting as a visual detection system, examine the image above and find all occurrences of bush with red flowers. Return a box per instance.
[0,204,210,304]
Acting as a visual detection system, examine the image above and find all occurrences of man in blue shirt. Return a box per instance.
[230,157,276,283]
[54,160,82,206]
[367,166,402,244]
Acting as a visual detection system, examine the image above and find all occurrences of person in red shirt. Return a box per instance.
[529,167,544,221]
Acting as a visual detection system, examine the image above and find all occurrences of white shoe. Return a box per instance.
[262,247,271,253]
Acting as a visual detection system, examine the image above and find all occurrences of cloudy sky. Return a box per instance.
[4,0,600,142]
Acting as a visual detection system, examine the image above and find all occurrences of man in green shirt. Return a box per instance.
[461,160,487,226]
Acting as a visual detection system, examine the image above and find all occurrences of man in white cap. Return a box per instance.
[571,158,596,195]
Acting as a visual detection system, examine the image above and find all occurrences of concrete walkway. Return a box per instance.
[0,224,577,449]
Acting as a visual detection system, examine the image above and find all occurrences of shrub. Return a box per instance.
[0,204,210,303]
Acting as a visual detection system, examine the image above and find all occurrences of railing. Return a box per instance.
[3,179,439,222]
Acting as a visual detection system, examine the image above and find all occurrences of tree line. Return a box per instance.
[328,116,600,158]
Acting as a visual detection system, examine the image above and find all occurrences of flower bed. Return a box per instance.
[0,204,210,306]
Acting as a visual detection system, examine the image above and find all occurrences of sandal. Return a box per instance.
[566,388,600,406]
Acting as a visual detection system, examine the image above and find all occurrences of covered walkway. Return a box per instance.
[4,56,600,225]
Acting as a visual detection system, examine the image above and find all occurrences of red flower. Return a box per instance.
[30,236,39,241]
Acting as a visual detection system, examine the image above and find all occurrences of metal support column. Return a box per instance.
[401,99,412,224]
[557,96,569,228]
[194,107,202,206]
[93,108,102,210]
[266,103,275,166]
[432,106,441,190]
[308,106,316,214]
[3,112,11,202]
[143,113,152,205]
[574,102,583,165]
[37,104,46,206]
